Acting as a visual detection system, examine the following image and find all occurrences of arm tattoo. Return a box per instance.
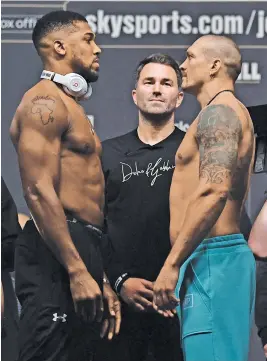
[31,96,55,125]
[229,125,254,200]
[196,104,242,184]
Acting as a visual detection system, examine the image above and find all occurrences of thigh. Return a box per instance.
[182,332,215,361]
[17,224,99,361]
[68,223,104,291]
[18,275,73,361]
[18,266,99,361]
[15,228,69,361]
[179,247,255,361]
[211,248,256,361]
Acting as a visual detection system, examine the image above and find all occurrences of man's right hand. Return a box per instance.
[120,278,154,312]
[69,270,104,323]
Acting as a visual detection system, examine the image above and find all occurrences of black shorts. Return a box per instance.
[15,218,104,361]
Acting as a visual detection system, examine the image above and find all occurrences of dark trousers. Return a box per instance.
[94,303,183,361]
[1,270,19,361]
[255,260,267,349]
[15,220,104,361]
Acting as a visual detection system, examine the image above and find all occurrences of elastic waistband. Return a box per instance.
[195,233,246,252]
[29,212,104,237]
[65,212,103,236]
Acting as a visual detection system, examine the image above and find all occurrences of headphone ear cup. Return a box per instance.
[62,84,74,97]
[81,83,92,100]
[63,73,88,98]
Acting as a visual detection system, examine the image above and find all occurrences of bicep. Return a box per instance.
[18,129,61,188]
[17,98,67,191]
[196,104,242,187]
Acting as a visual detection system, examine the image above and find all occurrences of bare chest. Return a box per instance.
[63,106,101,156]
[175,125,198,169]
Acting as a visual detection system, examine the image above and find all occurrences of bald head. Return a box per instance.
[195,35,242,81]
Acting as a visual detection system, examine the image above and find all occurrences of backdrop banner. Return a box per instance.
[1,0,266,234]
[1,2,267,361]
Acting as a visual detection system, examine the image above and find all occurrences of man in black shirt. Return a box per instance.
[1,177,21,361]
[97,54,184,361]
[248,201,267,360]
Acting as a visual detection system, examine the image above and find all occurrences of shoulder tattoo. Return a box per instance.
[31,95,56,125]
[196,104,242,184]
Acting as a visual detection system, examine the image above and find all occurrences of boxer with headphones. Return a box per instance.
[10,10,120,361]
[40,70,92,100]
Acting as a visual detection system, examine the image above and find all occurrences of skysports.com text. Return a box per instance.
[86,10,267,39]
[1,10,267,39]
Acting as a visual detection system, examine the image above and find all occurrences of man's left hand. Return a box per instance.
[100,283,121,340]
[153,264,180,317]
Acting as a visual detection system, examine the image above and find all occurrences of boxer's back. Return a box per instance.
[10,79,105,226]
[170,94,254,243]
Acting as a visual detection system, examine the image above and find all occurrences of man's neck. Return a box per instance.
[137,114,175,146]
[196,80,234,109]
[43,61,73,76]
[42,61,79,101]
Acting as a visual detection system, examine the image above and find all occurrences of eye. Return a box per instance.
[144,80,152,85]
[85,36,94,44]
[164,82,172,87]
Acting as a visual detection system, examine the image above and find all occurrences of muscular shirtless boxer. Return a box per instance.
[153,35,256,361]
[10,10,120,361]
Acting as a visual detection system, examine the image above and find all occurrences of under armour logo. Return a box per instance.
[52,313,67,322]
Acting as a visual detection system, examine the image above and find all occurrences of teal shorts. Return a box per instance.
[175,234,256,361]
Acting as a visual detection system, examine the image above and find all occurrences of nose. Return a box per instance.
[93,41,101,55]
[180,61,186,73]
[152,82,162,94]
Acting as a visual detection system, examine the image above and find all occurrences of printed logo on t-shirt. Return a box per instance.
[120,157,175,186]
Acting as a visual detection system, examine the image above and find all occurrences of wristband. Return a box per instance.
[114,273,130,294]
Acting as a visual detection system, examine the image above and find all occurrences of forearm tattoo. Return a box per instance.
[196,104,242,185]
[31,96,55,125]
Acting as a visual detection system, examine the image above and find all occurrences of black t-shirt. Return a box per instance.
[101,127,185,286]
[1,177,21,271]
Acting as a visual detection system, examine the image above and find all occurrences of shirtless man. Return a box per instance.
[153,35,256,361]
[10,10,120,361]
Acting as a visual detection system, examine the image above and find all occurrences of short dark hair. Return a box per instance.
[32,10,87,53]
[135,53,182,88]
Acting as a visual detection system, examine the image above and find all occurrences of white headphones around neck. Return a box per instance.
[40,70,92,100]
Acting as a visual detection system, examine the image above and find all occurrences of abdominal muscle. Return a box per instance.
[169,169,242,247]
[59,154,105,226]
